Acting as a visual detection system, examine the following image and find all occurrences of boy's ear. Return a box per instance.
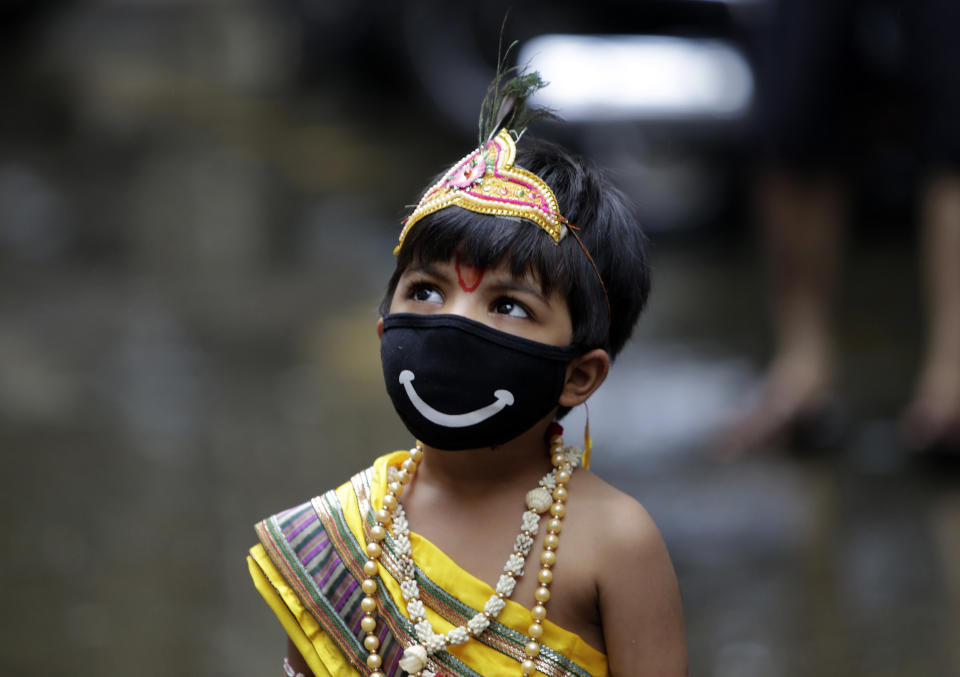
[558,348,610,408]
[376,317,384,339]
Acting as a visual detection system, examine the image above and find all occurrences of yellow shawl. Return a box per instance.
[248,452,608,676]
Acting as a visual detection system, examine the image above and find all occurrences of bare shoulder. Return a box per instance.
[569,470,688,676]
[566,470,676,593]
[568,469,664,552]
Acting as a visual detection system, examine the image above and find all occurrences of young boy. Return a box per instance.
[248,81,687,677]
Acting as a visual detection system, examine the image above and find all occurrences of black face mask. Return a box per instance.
[380,313,580,451]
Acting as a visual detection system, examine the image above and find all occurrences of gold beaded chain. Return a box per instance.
[521,429,572,677]
[357,444,421,677]
[359,435,575,677]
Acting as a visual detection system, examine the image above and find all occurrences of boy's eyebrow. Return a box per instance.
[408,262,452,282]
[487,278,551,305]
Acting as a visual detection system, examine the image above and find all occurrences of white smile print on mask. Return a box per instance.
[399,370,514,428]
[382,314,578,450]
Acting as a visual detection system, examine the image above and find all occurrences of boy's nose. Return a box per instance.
[445,293,486,325]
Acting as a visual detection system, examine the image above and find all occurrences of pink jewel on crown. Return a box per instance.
[394,130,567,255]
[450,154,488,189]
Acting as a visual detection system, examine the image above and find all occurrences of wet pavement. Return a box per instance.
[2,4,959,677]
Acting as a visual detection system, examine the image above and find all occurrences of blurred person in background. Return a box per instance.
[720,0,960,457]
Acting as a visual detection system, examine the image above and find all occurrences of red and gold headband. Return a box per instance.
[392,64,611,327]
[394,130,567,255]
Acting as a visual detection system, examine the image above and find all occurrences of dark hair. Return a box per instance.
[379,135,650,363]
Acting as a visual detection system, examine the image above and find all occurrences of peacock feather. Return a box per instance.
[477,37,559,145]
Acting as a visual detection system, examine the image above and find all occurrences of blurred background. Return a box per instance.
[1,1,959,675]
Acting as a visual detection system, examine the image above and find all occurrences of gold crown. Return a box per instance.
[394,130,567,255]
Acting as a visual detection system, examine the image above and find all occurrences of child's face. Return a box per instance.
[387,256,573,347]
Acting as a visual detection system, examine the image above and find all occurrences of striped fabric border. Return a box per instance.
[256,497,405,675]
[310,490,408,675]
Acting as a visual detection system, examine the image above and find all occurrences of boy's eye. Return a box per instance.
[493,297,530,319]
[410,284,443,304]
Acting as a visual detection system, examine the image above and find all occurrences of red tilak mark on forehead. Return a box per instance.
[455,252,485,292]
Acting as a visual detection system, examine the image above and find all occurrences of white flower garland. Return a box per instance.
[388,451,581,659]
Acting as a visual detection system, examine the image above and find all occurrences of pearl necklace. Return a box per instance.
[358,433,578,677]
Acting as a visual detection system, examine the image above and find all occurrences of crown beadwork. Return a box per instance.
[394,130,566,255]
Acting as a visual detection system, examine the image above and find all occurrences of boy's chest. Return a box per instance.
[403,497,605,653]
